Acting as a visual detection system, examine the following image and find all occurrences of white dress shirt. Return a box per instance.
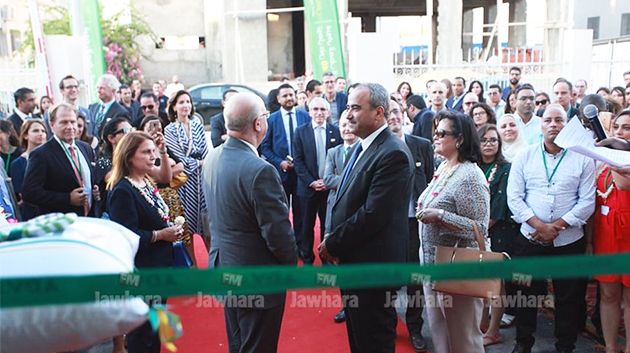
[507,142,596,247]
[514,113,543,145]
[281,108,297,155]
[356,123,388,164]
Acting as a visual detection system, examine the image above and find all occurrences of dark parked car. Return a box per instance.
[188,83,267,125]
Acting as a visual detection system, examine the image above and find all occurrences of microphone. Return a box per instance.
[583,104,607,142]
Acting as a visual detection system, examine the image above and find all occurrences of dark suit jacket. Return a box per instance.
[404,134,434,204]
[293,123,342,197]
[88,100,131,138]
[330,92,348,124]
[327,128,413,264]
[120,100,141,127]
[210,112,226,148]
[446,95,464,112]
[412,109,436,141]
[323,143,349,233]
[260,109,310,184]
[108,178,174,268]
[6,112,25,134]
[22,138,95,216]
[202,138,297,308]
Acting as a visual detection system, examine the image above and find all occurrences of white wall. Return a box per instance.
[572,0,630,40]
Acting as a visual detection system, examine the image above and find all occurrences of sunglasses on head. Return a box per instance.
[535,99,548,105]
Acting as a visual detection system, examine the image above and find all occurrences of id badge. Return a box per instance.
[601,205,610,216]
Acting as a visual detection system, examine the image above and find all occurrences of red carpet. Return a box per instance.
[163,221,420,353]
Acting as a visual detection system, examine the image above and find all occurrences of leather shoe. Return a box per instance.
[409,332,428,352]
[333,308,345,323]
[510,343,532,353]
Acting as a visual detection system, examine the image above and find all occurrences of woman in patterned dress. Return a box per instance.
[164,90,208,238]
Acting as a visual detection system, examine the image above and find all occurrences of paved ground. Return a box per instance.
[413,308,605,353]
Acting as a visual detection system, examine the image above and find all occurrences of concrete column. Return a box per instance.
[462,8,474,61]
[482,0,499,58]
[361,13,376,32]
[436,0,463,64]
[508,0,526,47]
[221,0,268,82]
[204,0,225,81]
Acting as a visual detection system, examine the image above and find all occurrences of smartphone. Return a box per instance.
[148,120,160,135]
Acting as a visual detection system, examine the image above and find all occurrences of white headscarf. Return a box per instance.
[497,114,528,162]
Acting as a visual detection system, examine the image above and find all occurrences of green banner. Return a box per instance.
[2,253,630,308]
[304,0,346,79]
[70,0,105,102]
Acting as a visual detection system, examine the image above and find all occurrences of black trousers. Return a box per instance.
[511,235,587,352]
[283,176,302,250]
[127,298,167,353]
[405,218,424,334]
[341,287,398,353]
[298,191,327,264]
[224,303,285,353]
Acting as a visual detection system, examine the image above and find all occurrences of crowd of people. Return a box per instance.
[2,67,630,353]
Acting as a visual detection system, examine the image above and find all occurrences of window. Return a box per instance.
[621,13,630,36]
[587,16,600,40]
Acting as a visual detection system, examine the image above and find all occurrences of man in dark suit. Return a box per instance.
[202,92,297,353]
[445,76,466,112]
[319,83,414,353]
[210,89,238,147]
[23,103,98,216]
[388,98,434,352]
[322,72,348,125]
[7,87,36,133]
[118,84,141,126]
[88,74,130,138]
[293,97,342,264]
[261,83,310,244]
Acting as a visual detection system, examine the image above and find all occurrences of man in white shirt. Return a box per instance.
[507,104,595,353]
[487,84,506,118]
[514,84,542,145]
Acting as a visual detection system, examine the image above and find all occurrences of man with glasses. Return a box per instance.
[513,84,542,145]
[487,84,506,118]
[388,98,433,352]
[139,92,170,128]
[322,72,347,126]
[507,104,595,353]
[462,92,479,115]
[58,75,91,134]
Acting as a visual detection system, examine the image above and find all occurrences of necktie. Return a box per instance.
[344,146,351,163]
[69,145,89,216]
[315,126,326,178]
[287,111,294,155]
[338,143,363,193]
[95,104,105,125]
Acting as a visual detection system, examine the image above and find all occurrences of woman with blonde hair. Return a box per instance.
[107,131,182,353]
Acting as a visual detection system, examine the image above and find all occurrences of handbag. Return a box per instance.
[173,240,193,268]
[169,172,188,189]
[432,222,509,299]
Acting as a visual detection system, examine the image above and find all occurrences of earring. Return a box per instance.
[456,143,461,149]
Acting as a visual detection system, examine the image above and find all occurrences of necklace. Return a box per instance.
[125,176,170,222]
[417,162,460,211]
[596,168,615,200]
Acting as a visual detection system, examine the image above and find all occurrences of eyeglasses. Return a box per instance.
[472,111,487,117]
[434,129,457,138]
[141,105,155,111]
[113,127,132,135]
[535,99,548,105]
[480,138,499,145]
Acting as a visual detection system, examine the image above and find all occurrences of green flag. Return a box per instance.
[304,0,346,79]
[69,0,105,102]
